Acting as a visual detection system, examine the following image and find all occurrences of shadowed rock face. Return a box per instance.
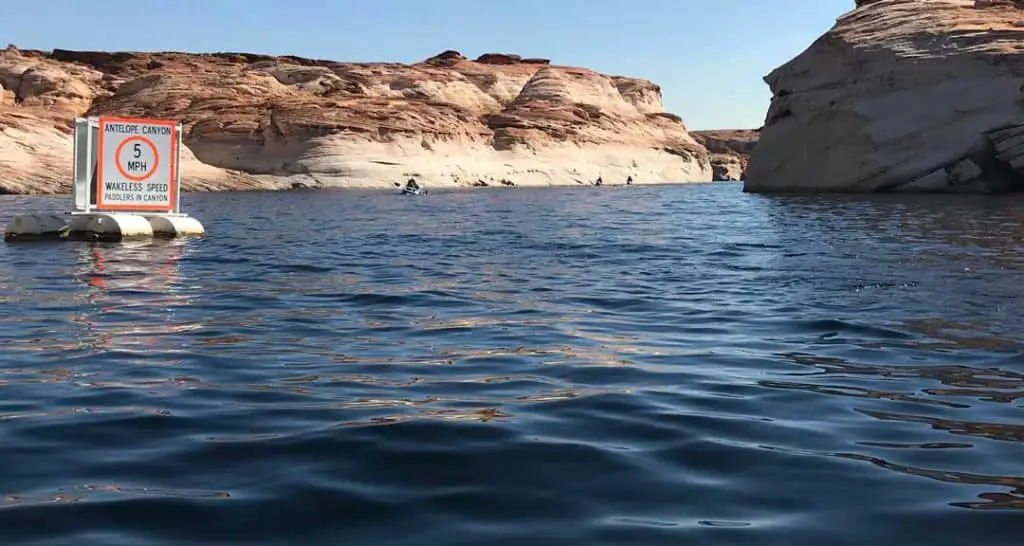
[691,129,760,181]
[0,45,712,194]
[745,0,1024,194]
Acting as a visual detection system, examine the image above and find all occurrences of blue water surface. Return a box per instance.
[0,183,1021,545]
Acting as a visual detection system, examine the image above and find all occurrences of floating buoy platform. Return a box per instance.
[4,116,205,242]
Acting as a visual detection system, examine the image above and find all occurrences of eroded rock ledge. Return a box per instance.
[0,45,712,194]
[744,0,1024,194]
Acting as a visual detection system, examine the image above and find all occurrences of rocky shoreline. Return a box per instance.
[1,46,760,195]
[11,2,1013,197]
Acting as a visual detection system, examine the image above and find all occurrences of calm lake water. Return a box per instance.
[0,183,1021,545]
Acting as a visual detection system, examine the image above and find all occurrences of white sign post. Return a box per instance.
[95,116,179,214]
[6,115,203,242]
[70,115,201,239]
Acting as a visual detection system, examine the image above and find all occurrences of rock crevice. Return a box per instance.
[893,124,1024,193]
[691,129,760,181]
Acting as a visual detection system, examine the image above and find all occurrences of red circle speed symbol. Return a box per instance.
[115,135,160,182]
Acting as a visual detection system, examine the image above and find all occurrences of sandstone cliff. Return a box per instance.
[691,129,759,181]
[745,0,1024,193]
[0,46,712,194]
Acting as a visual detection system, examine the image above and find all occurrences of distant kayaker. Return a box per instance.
[405,178,420,191]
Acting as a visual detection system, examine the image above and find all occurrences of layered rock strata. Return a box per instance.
[0,46,712,194]
[691,129,759,181]
[745,0,1024,193]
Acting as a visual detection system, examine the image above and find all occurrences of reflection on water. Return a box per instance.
[0,185,1021,545]
[761,347,1024,511]
[71,240,197,353]
[832,451,1024,511]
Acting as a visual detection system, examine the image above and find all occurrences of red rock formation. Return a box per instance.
[0,46,712,194]
[746,0,1024,193]
[691,129,760,181]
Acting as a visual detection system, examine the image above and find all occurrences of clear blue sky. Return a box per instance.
[1,0,853,130]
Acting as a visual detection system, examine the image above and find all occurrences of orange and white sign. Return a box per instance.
[96,116,178,212]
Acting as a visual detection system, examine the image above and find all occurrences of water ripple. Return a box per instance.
[0,185,1021,544]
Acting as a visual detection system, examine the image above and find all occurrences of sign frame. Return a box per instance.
[72,116,183,215]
